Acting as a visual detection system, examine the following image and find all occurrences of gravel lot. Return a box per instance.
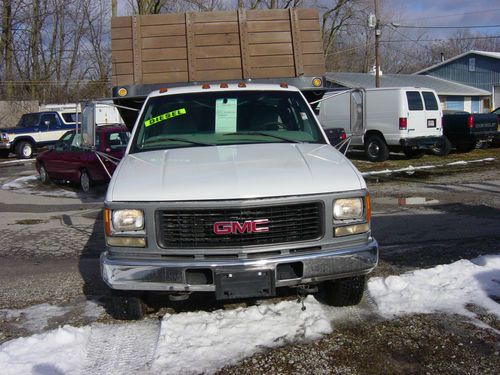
[0,156,499,373]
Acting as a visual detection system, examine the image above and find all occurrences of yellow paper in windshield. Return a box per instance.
[144,108,186,127]
[215,98,237,133]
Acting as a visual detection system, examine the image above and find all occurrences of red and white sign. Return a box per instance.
[213,219,269,235]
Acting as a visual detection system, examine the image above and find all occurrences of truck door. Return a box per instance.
[421,91,442,138]
[405,91,427,137]
[39,113,66,145]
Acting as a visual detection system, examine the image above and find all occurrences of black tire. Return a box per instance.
[109,290,146,320]
[0,150,9,158]
[321,276,366,307]
[456,142,475,153]
[15,141,33,159]
[429,136,451,156]
[80,170,91,192]
[364,135,389,162]
[39,164,51,184]
[403,147,426,159]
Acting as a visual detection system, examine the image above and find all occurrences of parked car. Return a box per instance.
[35,125,130,192]
[430,110,498,155]
[491,107,500,146]
[323,128,347,146]
[317,87,444,161]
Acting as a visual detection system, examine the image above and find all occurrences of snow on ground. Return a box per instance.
[0,255,499,374]
[361,157,496,176]
[1,174,80,198]
[1,303,71,332]
[151,296,332,374]
[368,254,500,318]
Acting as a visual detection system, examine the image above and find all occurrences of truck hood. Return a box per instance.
[107,143,365,202]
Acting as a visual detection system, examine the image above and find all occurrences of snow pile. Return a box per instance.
[368,254,500,318]
[0,326,90,375]
[152,296,332,374]
[0,297,331,374]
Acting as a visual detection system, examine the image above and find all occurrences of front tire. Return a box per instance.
[39,164,51,184]
[15,141,33,159]
[429,136,451,156]
[80,170,91,192]
[321,276,366,306]
[364,135,389,162]
[109,290,146,320]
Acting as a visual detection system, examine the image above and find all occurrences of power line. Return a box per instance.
[380,35,500,43]
[410,8,500,21]
[398,24,500,29]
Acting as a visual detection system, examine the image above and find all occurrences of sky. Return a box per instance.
[383,0,500,39]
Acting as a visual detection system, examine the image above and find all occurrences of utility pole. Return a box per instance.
[112,0,117,17]
[374,0,381,88]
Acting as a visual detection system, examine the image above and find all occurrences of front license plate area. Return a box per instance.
[215,269,275,300]
[427,119,436,127]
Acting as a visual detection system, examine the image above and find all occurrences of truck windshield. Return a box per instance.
[131,90,325,153]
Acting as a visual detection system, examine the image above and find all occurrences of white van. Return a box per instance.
[317,87,444,161]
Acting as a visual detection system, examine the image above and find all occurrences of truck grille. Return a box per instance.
[157,202,323,248]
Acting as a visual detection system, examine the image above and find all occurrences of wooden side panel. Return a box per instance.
[111,8,325,86]
[189,11,242,81]
[111,17,134,86]
[296,8,325,77]
[245,8,294,78]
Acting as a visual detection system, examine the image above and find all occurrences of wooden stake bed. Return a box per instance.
[111,8,325,87]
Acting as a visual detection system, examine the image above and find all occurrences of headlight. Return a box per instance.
[111,209,144,231]
[1,133,9,142]
[333,198,363,220]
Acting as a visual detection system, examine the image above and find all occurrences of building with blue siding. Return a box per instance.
[325,72,490,113]
[415,50,500,111]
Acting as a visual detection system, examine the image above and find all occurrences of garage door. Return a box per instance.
[446,96,464,111]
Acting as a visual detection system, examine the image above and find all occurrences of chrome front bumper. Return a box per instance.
[0,142,12,150]
[101,238,378,292]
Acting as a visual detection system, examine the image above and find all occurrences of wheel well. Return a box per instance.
[14,137,35,147]
[363,130,386,145]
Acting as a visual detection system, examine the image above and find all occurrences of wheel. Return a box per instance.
[456,142,475,153]
[15,141,33,159]
[403,147,426,159]
[321,276,366,306]
[428,136,451,156]
[39,164,51,184]
[364,135,389,162]
[80,170,91,192]
[109,290,146,320]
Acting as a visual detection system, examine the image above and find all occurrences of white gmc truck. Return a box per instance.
[100,83,378,319]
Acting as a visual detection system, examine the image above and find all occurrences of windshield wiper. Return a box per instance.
[145,137,215,147]
[223,132,302,143]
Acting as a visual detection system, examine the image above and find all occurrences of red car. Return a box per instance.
[36,125,130,192]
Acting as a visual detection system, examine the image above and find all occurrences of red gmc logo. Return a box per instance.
[213,219,269,235]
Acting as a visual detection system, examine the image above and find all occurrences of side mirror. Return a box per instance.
[81,103,96,148]
[47,144,55,151]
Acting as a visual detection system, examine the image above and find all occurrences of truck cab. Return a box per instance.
[101,83,378,319]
